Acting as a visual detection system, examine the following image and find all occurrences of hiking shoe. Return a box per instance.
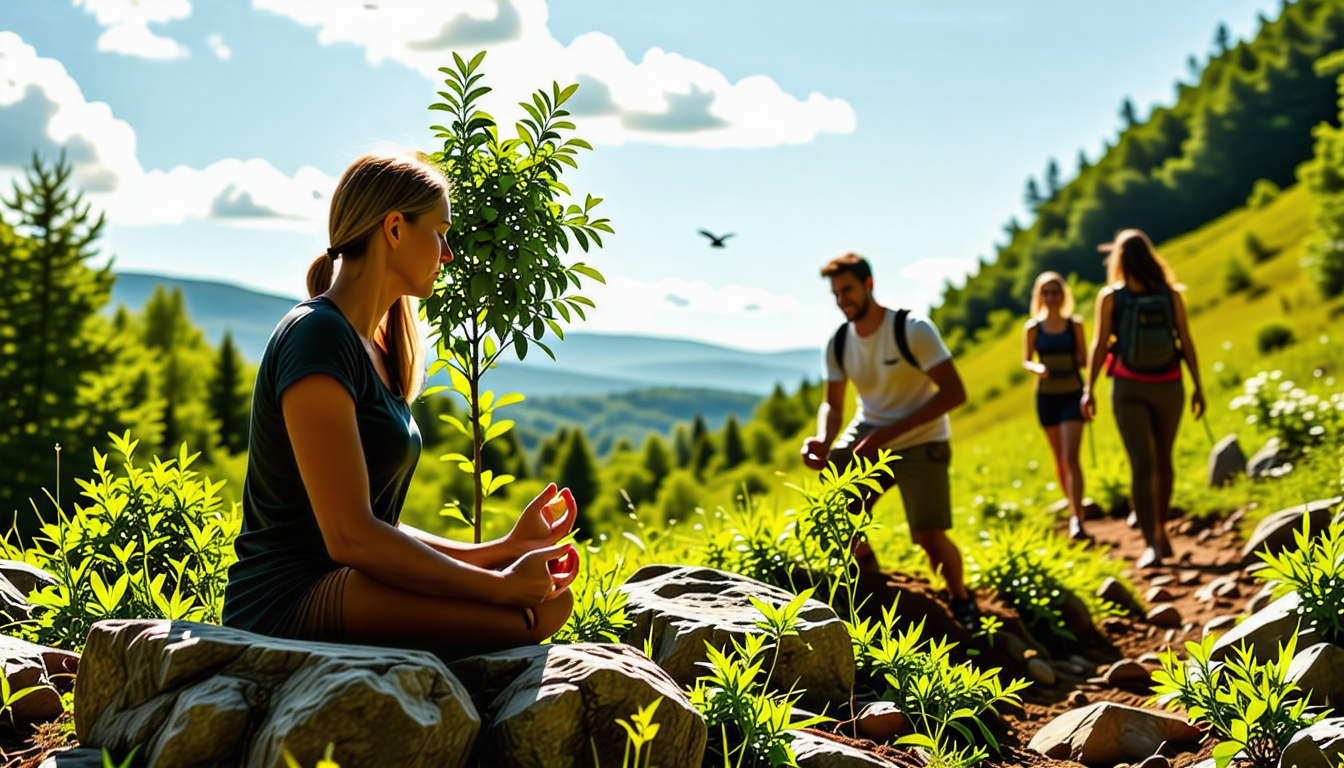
[1126,510,1139,528]
[1136,546,1164,569]
[1068,516,1090,541]
[950,597,981,633]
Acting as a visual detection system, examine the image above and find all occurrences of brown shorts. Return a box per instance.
[827,428,953,531]
[285,567,350,642]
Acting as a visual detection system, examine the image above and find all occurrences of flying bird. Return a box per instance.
[699,230,734,248]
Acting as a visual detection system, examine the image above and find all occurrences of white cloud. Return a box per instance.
[206,34,232,60]
[73,0,192,60]
[0,32,333,232]
[253,0,855,148]
[576,276,839,351]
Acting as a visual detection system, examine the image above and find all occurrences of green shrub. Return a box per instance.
[848,603,1029,766]
[1229,371,1344,461]
[1,433,238,651]
[1245,231,1275,263]
[1255,515,1344,644]
[702,494,802,592]
[548,545,634,644]
[1255,322,1296,355]
[1224,255,1254,294]
[1150,633,1323,768]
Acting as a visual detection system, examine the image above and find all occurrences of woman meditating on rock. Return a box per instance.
[223,153,577,649]
[1022,271,1090,540]
[1081,229,1205,569]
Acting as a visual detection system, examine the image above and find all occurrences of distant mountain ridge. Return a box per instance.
[109,272,822,396]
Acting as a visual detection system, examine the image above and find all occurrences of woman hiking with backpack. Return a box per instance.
[1023,272,1090,540]
[1081,229,1205,569]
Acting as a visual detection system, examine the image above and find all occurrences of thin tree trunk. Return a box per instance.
[470,324,484,544]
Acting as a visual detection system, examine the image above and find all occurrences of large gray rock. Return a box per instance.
[1208,434,1246,487]
[1027,702,1199,765]
[1240,497,1344,567]
[1247,437,1291,479]
[1287,643,1344,707]
[1097,577,1144,616]
[447,643,705,768]
[76,620,479,768]
[618,565,853,710]
[0,634,78,722]
[1280,718,1344,768]
[791,732,905,767]
[1210,592,1318,664]
[0,561,58,598]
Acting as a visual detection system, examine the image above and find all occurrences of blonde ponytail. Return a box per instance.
[306,251,336,298]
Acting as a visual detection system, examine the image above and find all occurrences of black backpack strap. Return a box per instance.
[831,323,849,376]
[894,308,919,370]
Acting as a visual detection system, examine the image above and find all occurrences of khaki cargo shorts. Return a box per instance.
[826,423,953,531]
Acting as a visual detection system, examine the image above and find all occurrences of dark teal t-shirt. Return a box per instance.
[222,296,421,636]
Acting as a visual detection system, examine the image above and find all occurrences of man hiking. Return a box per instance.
[800,253,979,630]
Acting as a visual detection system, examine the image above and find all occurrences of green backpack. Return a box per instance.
[1114,287,1181,374]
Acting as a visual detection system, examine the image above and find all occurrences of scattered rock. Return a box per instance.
[1211,592,1318,664]
[1051,659,1086,676]
[1067,654,1098,673]
[1066,691,1089,708]
[1144,587,1176,604]
[1207,434,1246,487]
[0,634,78,722]
[1148,575,1176,588]
[1027,702,1200,765]
[1239,497,1344,567]
[1177,571,1201,586]
[1027,658,1056,687]
[1203,615,1239,638]
[1097,577,1144,616]
[1101,617,1132,634]
[1287,643,1344,707]
[1246,585,1275,615]
[447,643,705,768]
[36,748,105,768]
[76,620,480,768]
[1137,756,1171,768]
[1247,437,1291,479]
[1103,660,1153,690]
[1196,529,1216,544]
[619,566,853,710]
[1163,629,1177,643]
[792,732,903,767]
[1280,717,1344,768]
[1137,652,1161,665]
[1146,604,1182,628]
[1057,590,1104,645]
[853,701,908,743]
[1000,632,1030,662]
[1195,576,1240,602]
[0,561,58,597]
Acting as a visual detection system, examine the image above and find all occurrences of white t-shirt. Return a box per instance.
[825,309,953,451]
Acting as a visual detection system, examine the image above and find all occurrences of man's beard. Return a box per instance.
[850,297,872,322]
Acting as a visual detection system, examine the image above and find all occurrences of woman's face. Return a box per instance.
[396,196,453,299]
[1040,281,1064,309]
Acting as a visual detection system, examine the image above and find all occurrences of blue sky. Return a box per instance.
[0,0,1282,349]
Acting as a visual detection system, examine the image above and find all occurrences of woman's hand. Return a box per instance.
[800,437,829,471]
[498,542,580,607]
[1080,388,1096,422]
[1191,386,1206,420]
[1025,361,1049,377]
[504,484,576,561]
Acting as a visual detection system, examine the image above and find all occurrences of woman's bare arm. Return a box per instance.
[282,374,563,606]
[1023,322,1046,376]
[1170,290,1205,418]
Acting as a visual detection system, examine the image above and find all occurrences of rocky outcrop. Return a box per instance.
[1027,702,1199,765]
[1280,717,1344,768]
[1286,643,1344,707]
[619,566,853,709]
[446,642,705,768]
[791,732,906,767]
[1247,437,1292,479]
[1239,497,1344,567]
[1210,592,1317,663]
[76,620,479,768]
[1207,434,1246,487]
[0,634,78,723]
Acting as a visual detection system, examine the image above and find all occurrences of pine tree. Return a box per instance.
[755,383,807,438]
[208,331,249,454]
[690,414,708,444]
[535,425,570,476]
[1045,158,1062,198]
[720,414,747,471]
[555,428,600,534]
[671,423,692,468]
[690,430,717,480]
[640,433,672,489]
[141,286,218,455]
[1023,177,1044,210]
[1076,149,1091,173]
[1215,23,1231,53]
[0,155,115,536]
[1119,97,1139,128]
[1188,54,1201,81]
